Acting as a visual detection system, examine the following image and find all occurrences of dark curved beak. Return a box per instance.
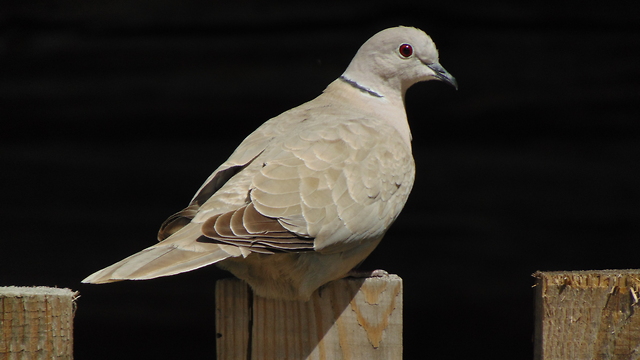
[427,62,458,90]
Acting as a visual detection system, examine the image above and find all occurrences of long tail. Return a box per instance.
[82,223,238,284]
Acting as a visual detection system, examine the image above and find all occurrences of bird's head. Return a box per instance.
[342,26,457,97]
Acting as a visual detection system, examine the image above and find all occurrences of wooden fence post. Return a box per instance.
[534,270,640,360]
[216,274,403,360]
[1,286,77,360]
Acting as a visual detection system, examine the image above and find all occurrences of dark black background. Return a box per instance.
[2,1,639,359]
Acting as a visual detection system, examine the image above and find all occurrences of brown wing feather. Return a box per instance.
[157,160,255,241]
[157,203,199,240]
[200,203,314,252]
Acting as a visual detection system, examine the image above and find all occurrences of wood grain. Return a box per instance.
[216,275,402,360]
[1,287,77,360]
[534,270,640,360]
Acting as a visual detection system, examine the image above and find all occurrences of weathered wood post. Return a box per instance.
[534,270,640,360]
[216,274,403,360]
[0,286,77,360]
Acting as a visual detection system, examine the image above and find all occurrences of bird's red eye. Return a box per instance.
[399,44,413,58]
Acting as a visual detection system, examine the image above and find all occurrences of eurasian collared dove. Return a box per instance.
[82,26,457,300]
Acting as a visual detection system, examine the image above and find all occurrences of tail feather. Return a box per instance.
[82,223,237,284]
[82,246,173,283]
[82,245,234,283]
[121,247,233,280]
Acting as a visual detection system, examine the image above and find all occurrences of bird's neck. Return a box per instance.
[338,75,384,98]
[322,78,412,148]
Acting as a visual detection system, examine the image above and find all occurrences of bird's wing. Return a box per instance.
[83,99,414,283]
[83,114,285,283]
[194,106,415,254]
[157,117,282,240]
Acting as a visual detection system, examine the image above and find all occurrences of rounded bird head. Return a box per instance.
[342,26,457,98]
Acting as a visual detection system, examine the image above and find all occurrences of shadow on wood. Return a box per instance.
[216,274,402,360]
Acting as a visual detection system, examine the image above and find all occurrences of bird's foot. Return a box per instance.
[347,269,389,278]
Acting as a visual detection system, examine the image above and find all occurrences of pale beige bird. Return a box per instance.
[82,26,457,300]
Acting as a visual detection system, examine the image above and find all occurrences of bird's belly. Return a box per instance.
[217,236,383,301]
